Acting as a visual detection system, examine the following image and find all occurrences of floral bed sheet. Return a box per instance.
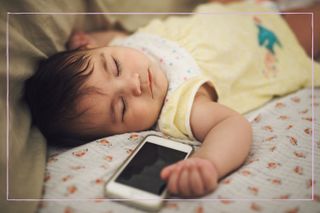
[39,88,320,213]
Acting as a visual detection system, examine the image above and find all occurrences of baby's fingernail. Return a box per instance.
[160,172,168,180]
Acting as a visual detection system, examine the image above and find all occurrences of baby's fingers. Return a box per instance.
[160,164,176,180]
[177,163,191,196]
[189,162,205,196]
[166,161,184,195]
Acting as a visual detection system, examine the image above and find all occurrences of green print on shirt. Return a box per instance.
[256,24,282,54]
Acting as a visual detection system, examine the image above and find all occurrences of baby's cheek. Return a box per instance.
[134,103,159,128]
[125,49,148,68]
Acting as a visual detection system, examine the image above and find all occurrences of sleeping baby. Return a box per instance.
[24,1,319,197]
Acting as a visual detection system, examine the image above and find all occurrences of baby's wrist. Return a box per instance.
[190,156,220,178]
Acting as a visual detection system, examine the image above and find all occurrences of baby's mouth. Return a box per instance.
[148,69,154,99]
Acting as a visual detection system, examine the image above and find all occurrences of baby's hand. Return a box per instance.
[66,31,97,50]
[160,157,218,197]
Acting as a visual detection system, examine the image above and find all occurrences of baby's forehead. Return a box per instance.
[82,47,111,61]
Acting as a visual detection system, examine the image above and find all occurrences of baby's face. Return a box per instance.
[73,46,168,138]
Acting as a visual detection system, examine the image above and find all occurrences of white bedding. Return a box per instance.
[39,88,320,212]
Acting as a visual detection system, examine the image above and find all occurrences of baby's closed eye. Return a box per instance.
[112,56,122,76]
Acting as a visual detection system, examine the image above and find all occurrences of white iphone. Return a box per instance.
[104,135,193,211]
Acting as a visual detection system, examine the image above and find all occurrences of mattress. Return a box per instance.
[39,87,320,213]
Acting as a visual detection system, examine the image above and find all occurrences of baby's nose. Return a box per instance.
[129,73,142,96]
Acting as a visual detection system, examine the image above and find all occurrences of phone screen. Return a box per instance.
[115,141,188,195]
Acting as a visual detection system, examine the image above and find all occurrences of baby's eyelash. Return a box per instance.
[113,58,122,76]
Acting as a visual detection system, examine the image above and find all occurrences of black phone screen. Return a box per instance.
[115,141,188,195]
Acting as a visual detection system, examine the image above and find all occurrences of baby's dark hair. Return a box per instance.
[24,49,94,146]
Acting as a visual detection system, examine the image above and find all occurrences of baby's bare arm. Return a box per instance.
[161,85,252,197]
[190,86,252,178]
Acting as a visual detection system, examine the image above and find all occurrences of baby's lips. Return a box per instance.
[148,69,154,98]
